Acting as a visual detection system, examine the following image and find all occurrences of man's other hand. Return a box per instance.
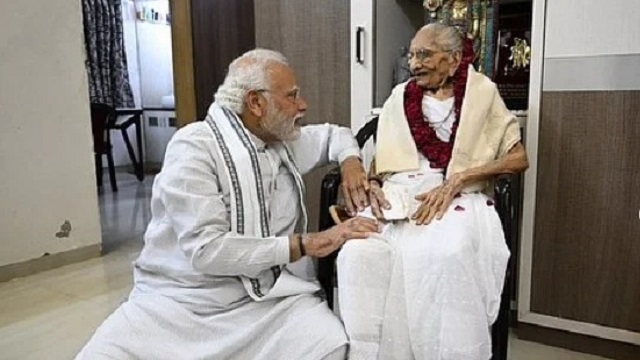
[340,156,369,215]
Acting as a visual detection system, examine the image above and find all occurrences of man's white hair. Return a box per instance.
[214,48,289,114]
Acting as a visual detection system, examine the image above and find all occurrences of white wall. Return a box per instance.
[123,0,143,108]
[374,0,423,106]
[113,0,143,167]
[0,1,102,266]
[545,0,640,57]
[543,0,640,91]
[113,0,175,167]
[136,0,174,107]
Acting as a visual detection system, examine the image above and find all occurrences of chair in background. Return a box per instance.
[90,103,118,192]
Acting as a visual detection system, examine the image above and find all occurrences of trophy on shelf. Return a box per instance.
[493,3,532,110]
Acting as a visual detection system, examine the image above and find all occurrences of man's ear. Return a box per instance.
[246,90,265,118]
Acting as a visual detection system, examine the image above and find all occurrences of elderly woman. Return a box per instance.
[336,24,529,360]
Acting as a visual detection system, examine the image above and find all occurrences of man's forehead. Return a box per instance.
[268,63,297,90]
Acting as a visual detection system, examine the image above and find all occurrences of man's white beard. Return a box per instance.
[261,100,302,141]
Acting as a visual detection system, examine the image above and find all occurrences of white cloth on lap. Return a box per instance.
[338,160,509,360]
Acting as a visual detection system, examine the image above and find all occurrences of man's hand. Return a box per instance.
[412,173,466,225]
[369,181,391,220]
[304,217,379,258]
[340,156,369,215]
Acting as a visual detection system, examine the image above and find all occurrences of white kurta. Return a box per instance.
[337,96,510,360]
[77,118,359,360]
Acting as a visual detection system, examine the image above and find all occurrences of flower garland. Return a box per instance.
[403,37,475,169]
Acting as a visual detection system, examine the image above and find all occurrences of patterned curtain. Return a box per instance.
[82,0,134,108]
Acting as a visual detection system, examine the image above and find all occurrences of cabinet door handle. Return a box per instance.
[356,26,365,64]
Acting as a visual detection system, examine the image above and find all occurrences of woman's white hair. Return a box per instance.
[419,23,463,53]
[214,48,289,114]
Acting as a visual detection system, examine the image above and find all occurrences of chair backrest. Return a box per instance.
[355,116,379,149]
[90,103,116,154]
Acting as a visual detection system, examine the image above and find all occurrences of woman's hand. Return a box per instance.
[412,173,466,225]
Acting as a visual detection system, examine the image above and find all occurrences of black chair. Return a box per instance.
[90,103,118,192]
[317,116,513,360]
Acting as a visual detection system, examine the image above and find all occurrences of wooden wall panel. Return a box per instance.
[254,0,350,231]
[517,323,640,359]
[191,0,256,120]
[254,1,350,129]
[531,91,640,331]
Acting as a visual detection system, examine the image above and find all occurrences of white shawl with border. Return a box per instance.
[375,65,521,194]
[205,104,319,301]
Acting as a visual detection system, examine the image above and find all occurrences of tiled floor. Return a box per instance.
[99,171,153,253]
[0,172,610,359]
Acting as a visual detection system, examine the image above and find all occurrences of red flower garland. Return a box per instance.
[404,37,475,169]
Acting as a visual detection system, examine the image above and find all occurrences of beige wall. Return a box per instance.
[0,1,102,266]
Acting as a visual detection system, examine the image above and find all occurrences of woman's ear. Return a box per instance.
[449,51,463,76]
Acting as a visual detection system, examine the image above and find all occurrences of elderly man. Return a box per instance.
[336,24,529,359]
[77,49,379,360]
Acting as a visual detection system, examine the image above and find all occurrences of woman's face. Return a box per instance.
[408,31,461,89]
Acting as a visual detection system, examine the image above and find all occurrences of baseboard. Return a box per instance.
[516,322,640,360]
[0,244,102,283]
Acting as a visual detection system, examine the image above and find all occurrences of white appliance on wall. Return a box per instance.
[143,109,176,164]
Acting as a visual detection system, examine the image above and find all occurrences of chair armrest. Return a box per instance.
[494,175,514,252]
[317,166,343,308]
[319,166,342,231]
[491,174,516,360]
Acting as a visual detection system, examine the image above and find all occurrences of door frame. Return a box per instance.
[169,0,197,127]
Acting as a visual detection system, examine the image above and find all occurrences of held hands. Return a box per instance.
[304,217,380,258]
[412,173,466,225]
[340,156,369,215]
